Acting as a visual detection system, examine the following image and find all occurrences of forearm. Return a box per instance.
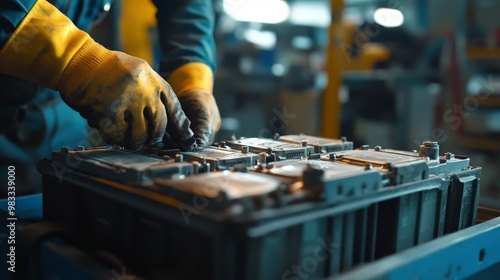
[152,0,216,76]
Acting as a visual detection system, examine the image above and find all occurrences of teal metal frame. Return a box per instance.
[335,217,500,280]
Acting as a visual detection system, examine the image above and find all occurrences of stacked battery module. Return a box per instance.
[38,135,480,280]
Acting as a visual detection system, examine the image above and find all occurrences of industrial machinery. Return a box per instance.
[4,134,488,279]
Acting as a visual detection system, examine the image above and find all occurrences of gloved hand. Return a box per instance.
[0,0,194,150]
[177,90,221,145]
[58,48,193,150]
[166,63,221,145]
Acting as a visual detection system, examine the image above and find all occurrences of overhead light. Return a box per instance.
[289,1,330,27]
[292,36,313,50]
[272,64,285,76]
[243,29,277,49]
[223,0,290,24]
[373,8,404,27]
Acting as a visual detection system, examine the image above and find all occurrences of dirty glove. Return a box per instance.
[0,0,194,150]
[167,63,221,145]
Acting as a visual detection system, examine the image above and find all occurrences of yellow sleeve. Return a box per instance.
[166,62,214,95]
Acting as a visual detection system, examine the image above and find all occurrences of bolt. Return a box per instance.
[259,152,267,164]
[241,146,249,153]
[61,146,69,153]
[365,163,373,170]
[360,145,370,150]
[203,162,211,173]
[273,133,280,140]
[303,164,324,188]
[220,141,227,148]
[386,163,393,171]
[329,153,337,161]
[374,146,382,151]
[445,152,455,160]
[341,136,347,142]
[175,154,184,162]
[301,140,308,147]
[76,145,85,151]
[423,141,439,147]
[192,162,201,173]
[419,141,439,160]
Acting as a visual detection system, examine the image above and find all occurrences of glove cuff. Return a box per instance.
[57,39,113,95]
[0,0,91,89]
[167,62,214,95]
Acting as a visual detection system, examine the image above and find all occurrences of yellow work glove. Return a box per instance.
[167,63,221,145]
[0,0,195,151]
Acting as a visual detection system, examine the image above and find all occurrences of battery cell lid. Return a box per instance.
[154,171,281,201]
[228,138,298,149]
[68,149,168,170]
[267,160,364,178]
[335,149,425,167]
[183,146,256,160]
[280,134,346,145]
[50,147,192,186]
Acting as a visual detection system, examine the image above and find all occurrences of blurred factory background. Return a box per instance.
[91,0,500,209]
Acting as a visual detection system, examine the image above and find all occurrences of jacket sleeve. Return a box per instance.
[0,0,112,51]
[152,0,216,77]
[0,0,37,49]
[47,0,113,32]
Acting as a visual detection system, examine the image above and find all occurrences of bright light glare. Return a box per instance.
[223,0,290,24]
[373,8,404,27]
[289,2,330,27]
[271,64,285,76]
[243,29,277,49]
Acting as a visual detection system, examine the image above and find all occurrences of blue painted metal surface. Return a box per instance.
[30,238,126,280]
[335,217,500,280]
[0,194,43,220]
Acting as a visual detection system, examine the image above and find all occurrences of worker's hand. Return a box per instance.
[165,62,221,145]
[59,48,194,150]
[0,0,195,150]
[177,90,221,145]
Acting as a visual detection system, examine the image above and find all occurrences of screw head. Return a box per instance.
[374,146,382,151]
[445,152,455,160]
[365,163,373,170]
[175,154,184,162]
[76,145,85,151]
[61,146,69,153]
[386,163,394,171]
[423,141,438,147]
[301,140,308,147]
[259,152,267,164]
[241,146,249,153]
[329,153,337,161]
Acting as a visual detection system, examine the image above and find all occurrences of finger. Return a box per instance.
[90,113,128,145]
[159,81,196,151]
[145,102,167,145]
[190,120,213,146]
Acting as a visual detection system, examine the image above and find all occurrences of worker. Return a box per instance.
[0,0,221,196]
